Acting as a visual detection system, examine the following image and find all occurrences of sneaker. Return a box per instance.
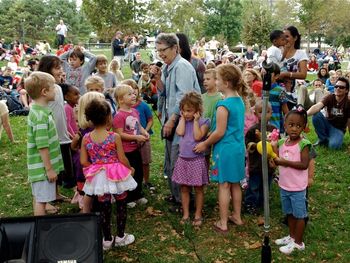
[114,233,135,247]
[144,182,156,191]
[103,236,114,251]
[127,202,137,208]
[275,235,294,246]
[279,241,305,255]
[136,197,148,205]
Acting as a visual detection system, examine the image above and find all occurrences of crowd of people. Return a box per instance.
[1,24,350,257]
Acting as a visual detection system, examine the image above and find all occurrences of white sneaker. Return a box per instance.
[279,241,305,255]
[127,202,136,208]
[136,197,148,205]
[102,236,114,251]
[114,233,135,247]
[275,235,294,246]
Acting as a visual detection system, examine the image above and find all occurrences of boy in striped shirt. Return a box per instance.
[25,72,64,215]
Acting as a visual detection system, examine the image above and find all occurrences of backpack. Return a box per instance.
[0,90,29,116]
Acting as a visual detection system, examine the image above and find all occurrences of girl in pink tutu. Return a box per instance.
[80,98,137,250]
[172,92,210,226]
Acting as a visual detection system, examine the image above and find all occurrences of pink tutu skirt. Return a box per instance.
[83,163,137,196]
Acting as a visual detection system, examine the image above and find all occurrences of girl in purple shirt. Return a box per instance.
[172,92,210,226]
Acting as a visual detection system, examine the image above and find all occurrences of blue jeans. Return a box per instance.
[280,188,308,219]
[244,172,272,208]
[312,112,344,149]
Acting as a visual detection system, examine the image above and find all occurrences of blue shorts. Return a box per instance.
[280,188,308,219]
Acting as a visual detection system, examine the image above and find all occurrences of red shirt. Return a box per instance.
[252,80,263,97]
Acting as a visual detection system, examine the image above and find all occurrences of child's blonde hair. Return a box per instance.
[244,68,262,81]
[121,79,139,98]
[114,84,132,104]
[78,91,105,129]
[216,64,249,104]
[96,54,108,65]
[206,61,216,69]
[204,68,216,78]
[109,59,120,72]
[179,91,203,114]
[24,71,55,99]
[85,75,104,91]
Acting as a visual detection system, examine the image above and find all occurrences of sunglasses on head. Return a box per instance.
[334,85,347,90]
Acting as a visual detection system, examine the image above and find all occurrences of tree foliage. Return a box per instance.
[203,0,243,46]
[241,0,277,51]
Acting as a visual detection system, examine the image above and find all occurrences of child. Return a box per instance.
[202,69,222,130]
[267,30,286,67]
[95,55,118,90]
[85,75,104,93]
[244,100,276,215]
[25,71,64,215]
[123,79,155,190]
[80,98,137,249]
[60,46,97,94]
[172,92,210,226]
[268,63,289,131]
[194,64,247,232]
[60,83,80,137]
[273,106,311,254]
[113,84,149,208]
[77,91,105,212]
[109,59,124,82]
[139,62,158,111]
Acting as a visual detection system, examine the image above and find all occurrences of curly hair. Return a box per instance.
[84,98,111,127]
[179,91,203,114]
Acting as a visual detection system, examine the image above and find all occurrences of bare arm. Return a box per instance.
[1,113,14,142]
[176,116,185,136]
[80,137,91,167]
[193,113,209,141]
[194,106,227,152]
[115,133,132,169]
[282,103,289,115]
[274,146,309,170]
[307,101,324,116]
[145,118,153,133]
[38,148,57,182]
[113,127,146,143]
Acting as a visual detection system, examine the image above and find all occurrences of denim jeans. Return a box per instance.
[244,172,272,208]
[312,112,344,149]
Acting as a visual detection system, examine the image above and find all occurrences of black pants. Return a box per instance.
[57,34,65,47]
[125,150,144,203]
[58,143,75,188]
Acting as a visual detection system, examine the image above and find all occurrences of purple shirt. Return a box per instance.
[179,118,210,158]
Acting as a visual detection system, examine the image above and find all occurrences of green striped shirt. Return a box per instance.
[27,104,63,183]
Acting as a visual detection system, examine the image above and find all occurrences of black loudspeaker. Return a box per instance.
[0,214,103,263]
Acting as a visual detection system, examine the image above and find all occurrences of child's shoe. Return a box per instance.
[275,235,294,246]
[240,178,248,189]
[136,197,148,205]
[279,241,305,255]
[114,233,135,247]
[103,236,114,251]
[144,182,156,191]
[127,202,137,208]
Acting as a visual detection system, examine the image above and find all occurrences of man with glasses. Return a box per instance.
[307,77,350,149]
[150,33,200,211]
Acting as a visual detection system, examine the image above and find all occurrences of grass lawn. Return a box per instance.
[0,52,350,262]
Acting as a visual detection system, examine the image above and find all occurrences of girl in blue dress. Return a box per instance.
[194,64,248,233]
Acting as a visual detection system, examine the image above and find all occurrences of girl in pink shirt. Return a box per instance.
[272,105,311,255]
[61,83,80,137]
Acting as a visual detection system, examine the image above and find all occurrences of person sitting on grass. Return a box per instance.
[24,72,64,215]
[307,77,350,149]
[0,100,15,143]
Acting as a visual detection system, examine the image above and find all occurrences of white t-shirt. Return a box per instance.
[0,100,8,140]
[281,49,308,73]
[267,45,283,67]
[56,24,68,37]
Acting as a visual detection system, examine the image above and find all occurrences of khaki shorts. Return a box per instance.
[31,180,56,203]
[140,140,152,164]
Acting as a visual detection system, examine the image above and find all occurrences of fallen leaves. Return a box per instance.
[146,206,163,216]
[244,241,262,249]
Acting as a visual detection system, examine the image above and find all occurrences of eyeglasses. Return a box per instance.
[334,85,347,90]
[156,46,172,54]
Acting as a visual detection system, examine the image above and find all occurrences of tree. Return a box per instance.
[203,0,243,46]
[241,0,278,52]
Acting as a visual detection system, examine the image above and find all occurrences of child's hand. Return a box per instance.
[308,177,314,187]
[130,167,135,176]
[194,112,201,121]
[142,131,150,140]
[268,158,277,169]
[136,135,147,143]
[47,169,58,183]
[193,142,207,153]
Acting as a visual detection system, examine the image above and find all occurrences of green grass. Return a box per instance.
[1,53,350,262]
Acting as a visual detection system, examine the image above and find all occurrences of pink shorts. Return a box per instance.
[140,140,152,164]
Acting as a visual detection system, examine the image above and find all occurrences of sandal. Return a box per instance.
[180,217,190,225]
[228,215,244,226]
[213,221,228,234]
[192,217,203,227]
